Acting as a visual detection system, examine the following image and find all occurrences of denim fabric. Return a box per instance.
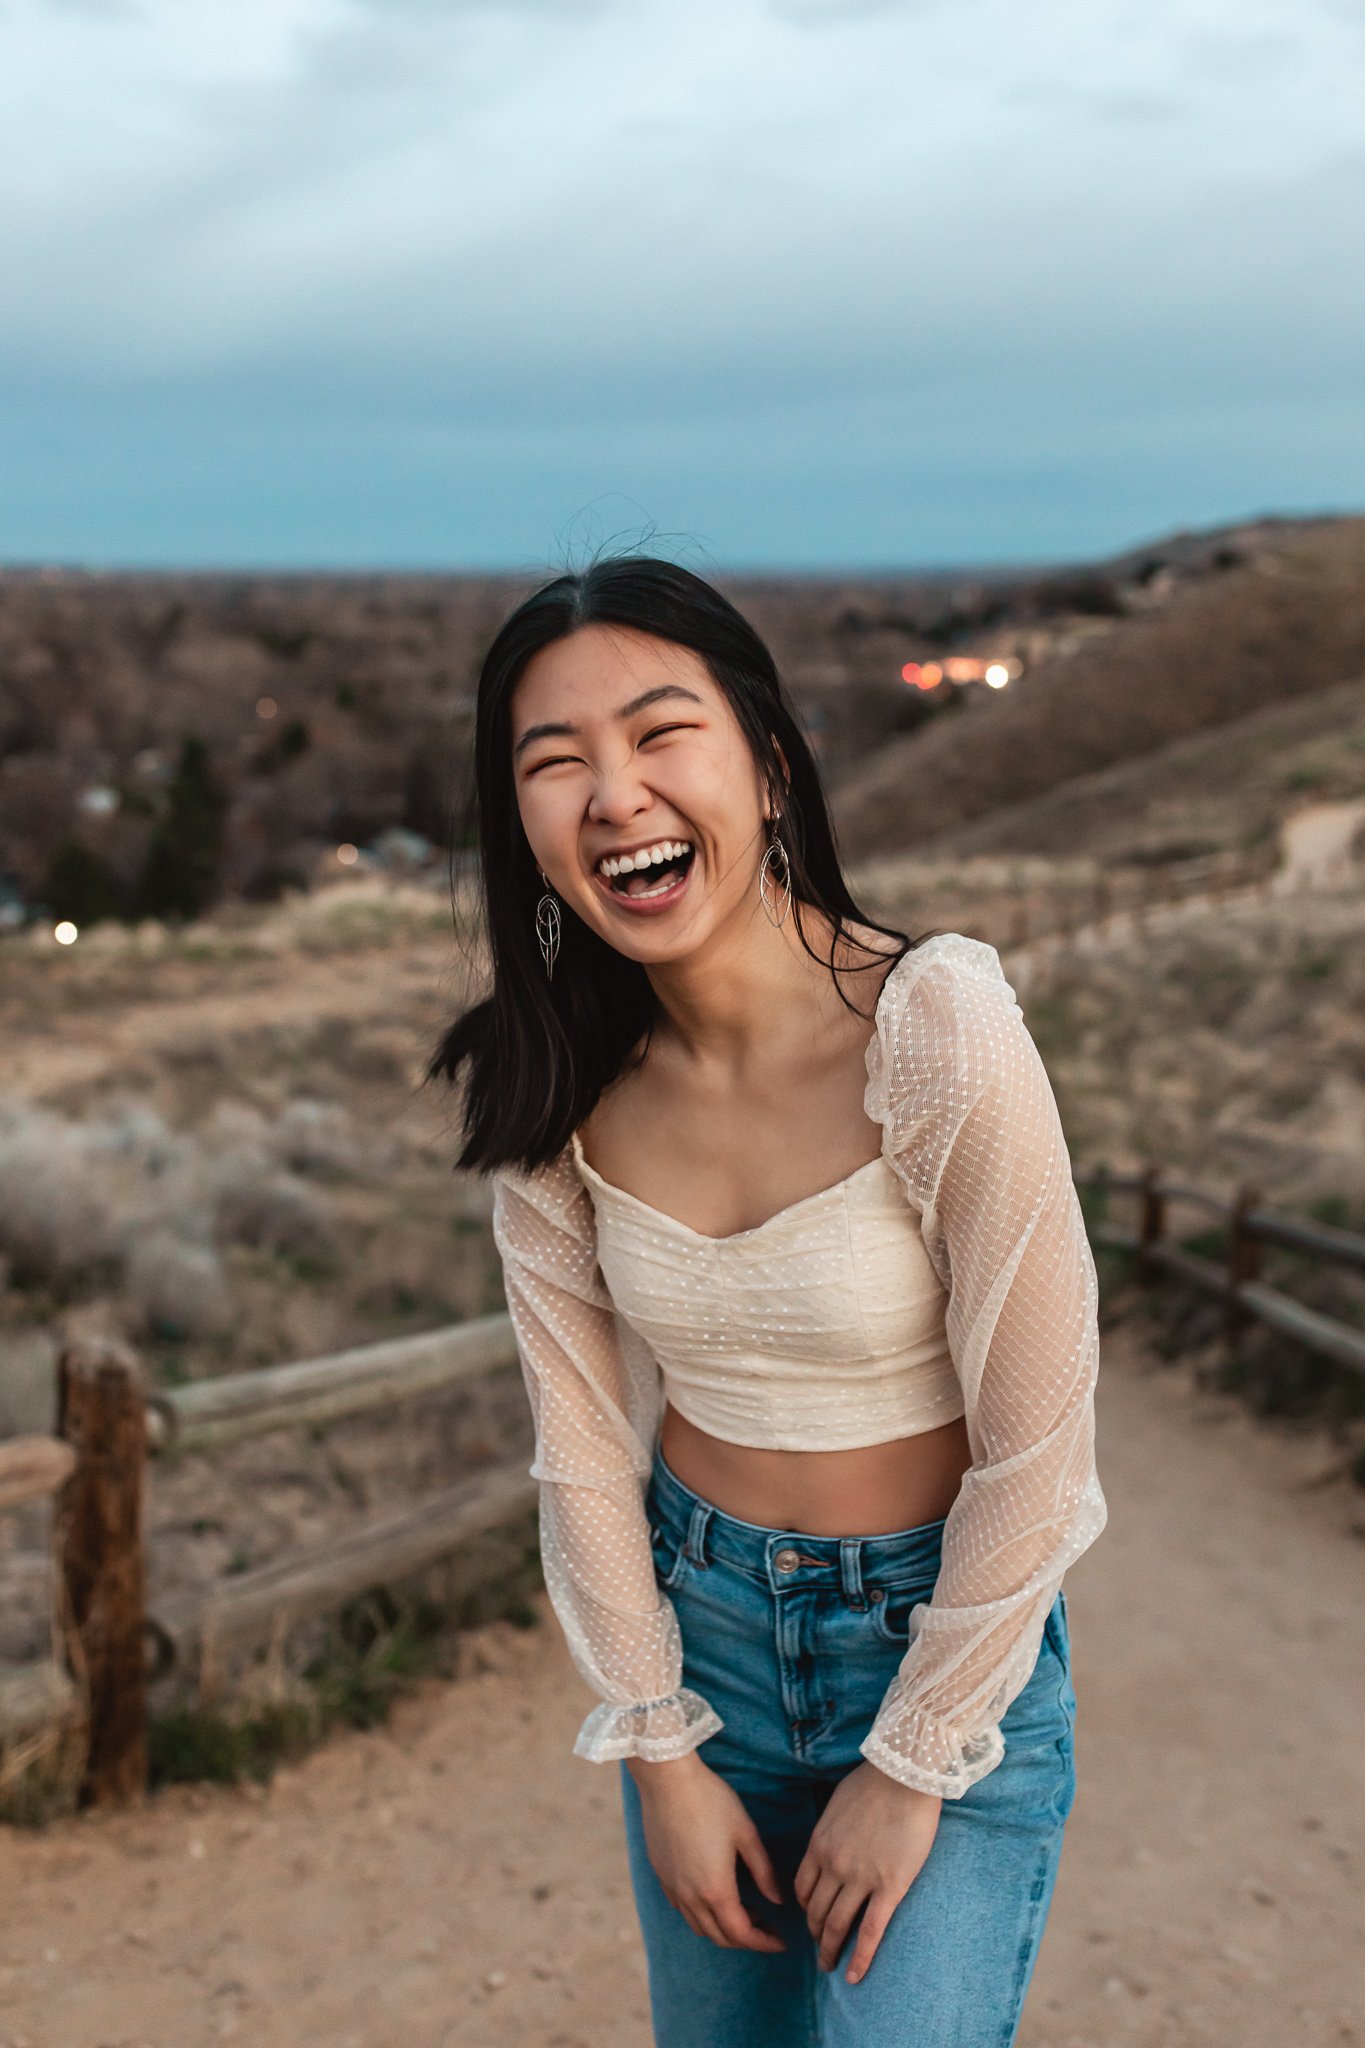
[619,1445,1077,2048]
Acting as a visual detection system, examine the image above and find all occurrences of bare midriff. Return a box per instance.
[658,1400,973,1537]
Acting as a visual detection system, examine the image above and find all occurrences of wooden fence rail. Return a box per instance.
[1076,1167,1365,1376]
[2,1317,523,1814]
[989,839,1285,969]
[5,1163,1363,1814]
[147,1313,519,1454]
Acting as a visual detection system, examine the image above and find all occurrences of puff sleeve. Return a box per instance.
[491,1150,724,1763]
[858,934,1107,1798]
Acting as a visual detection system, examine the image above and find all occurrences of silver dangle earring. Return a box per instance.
[535,870,562,978]
[757,817,793,929]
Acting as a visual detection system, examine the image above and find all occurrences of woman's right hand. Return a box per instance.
[627,1752,786,1952]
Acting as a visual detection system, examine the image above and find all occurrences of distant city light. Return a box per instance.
[902,662,942,690]
[54,921,78,945]
[902,655,1022,691]
[336,843,359,865]
[256,696,279,720]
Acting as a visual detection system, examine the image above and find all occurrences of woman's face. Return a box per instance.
[509,623,774,965]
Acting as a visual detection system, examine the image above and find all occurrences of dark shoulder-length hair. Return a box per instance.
[426,553,926,1173]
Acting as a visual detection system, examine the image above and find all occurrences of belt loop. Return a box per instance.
[684,1498,713,1569]
[839,1537,865,1607]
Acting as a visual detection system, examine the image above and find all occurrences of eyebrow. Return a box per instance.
[512,683,705,762]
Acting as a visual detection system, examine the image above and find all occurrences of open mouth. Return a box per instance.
[593,839,697,906]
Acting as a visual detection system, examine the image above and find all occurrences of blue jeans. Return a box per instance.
[619,1445,1077,2048]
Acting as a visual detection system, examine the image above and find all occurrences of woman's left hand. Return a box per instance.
[793,1763,942,1983]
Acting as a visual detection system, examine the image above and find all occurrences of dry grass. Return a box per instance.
[0,877,492,1391]
[3,797,1363,1768]
[1018,888,1365,1213]
[832,519,1365,857]
[920,672,1365,866]
[0,877,507,1680]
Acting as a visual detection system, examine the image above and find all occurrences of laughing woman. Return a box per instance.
[428,557,1107,2048]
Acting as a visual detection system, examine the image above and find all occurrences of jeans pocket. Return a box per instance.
[868,1578,934,1646]
[649,1517,689,1592]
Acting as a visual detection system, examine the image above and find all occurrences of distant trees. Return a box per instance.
[42,839,125,926]
[135,736,227,922]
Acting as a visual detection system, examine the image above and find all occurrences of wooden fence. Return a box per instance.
[1,1315,525,1813]
[952,841,1286,963]
[3,1164,1363,1814]
[1076,1166,1365,1376]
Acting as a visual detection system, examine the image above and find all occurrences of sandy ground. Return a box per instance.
[2,931,457,1104]
[1,1322,1362,2048]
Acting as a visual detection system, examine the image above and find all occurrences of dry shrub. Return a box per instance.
[0,1103,123,1288]
[269,1098,364,1178]
[209,1155,336,1261]
[125,1230,229,1340]
[0,1093,342,1320]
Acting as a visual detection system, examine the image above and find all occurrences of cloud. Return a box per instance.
[768,0,936,23]
[43,0,142,17]
[0,0,1361,564]
[1007,81,1186,121]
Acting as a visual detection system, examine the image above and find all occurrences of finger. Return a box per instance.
[845,1889,898,1985]
[713,1891,786,1953]
[793,1850,818,1909]
[668,1894,717,1946]
[803,1869,843,1946]
[818,1883,865,1974]
[737,1825,784,1906]
[687,1899,736,1949]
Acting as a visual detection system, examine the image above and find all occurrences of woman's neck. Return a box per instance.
[643,909,878,1079]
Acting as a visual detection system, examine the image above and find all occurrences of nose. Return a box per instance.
[586,757,652,828]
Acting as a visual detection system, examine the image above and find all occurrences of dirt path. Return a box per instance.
[1005,802,1364,1000]
[3,935,456,1102]
[2,1325,1362,2048]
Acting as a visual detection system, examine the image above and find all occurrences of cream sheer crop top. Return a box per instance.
[569,1133,964,1450]
[490,933,1107,1798]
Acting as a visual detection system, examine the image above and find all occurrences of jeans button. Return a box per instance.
[774,1548,800,1573]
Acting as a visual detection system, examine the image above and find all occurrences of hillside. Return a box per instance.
[829,519,1365,859]
[917,672,1365,867]
[4,515,1355,923]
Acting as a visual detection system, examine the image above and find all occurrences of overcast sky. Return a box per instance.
[2,0,1362,572]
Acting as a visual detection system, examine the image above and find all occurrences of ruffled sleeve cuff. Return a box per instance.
[859,1706,1005,1800]
[573,1687,724,1764]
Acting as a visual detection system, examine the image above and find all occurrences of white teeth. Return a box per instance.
[596,839,693,880]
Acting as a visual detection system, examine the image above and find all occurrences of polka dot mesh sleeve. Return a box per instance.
[490,1158,724,1764]
[858,934,1108,1797]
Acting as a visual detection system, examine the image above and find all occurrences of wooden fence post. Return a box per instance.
[1225,1183,1263,1345]
[56,1338,148,1808]
[1137,1165,1166,1285]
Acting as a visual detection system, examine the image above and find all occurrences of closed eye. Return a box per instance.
[522,722,696,775]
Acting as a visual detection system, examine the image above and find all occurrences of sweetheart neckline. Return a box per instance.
[568,1131,895,1246]
[565,941,920,1245]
